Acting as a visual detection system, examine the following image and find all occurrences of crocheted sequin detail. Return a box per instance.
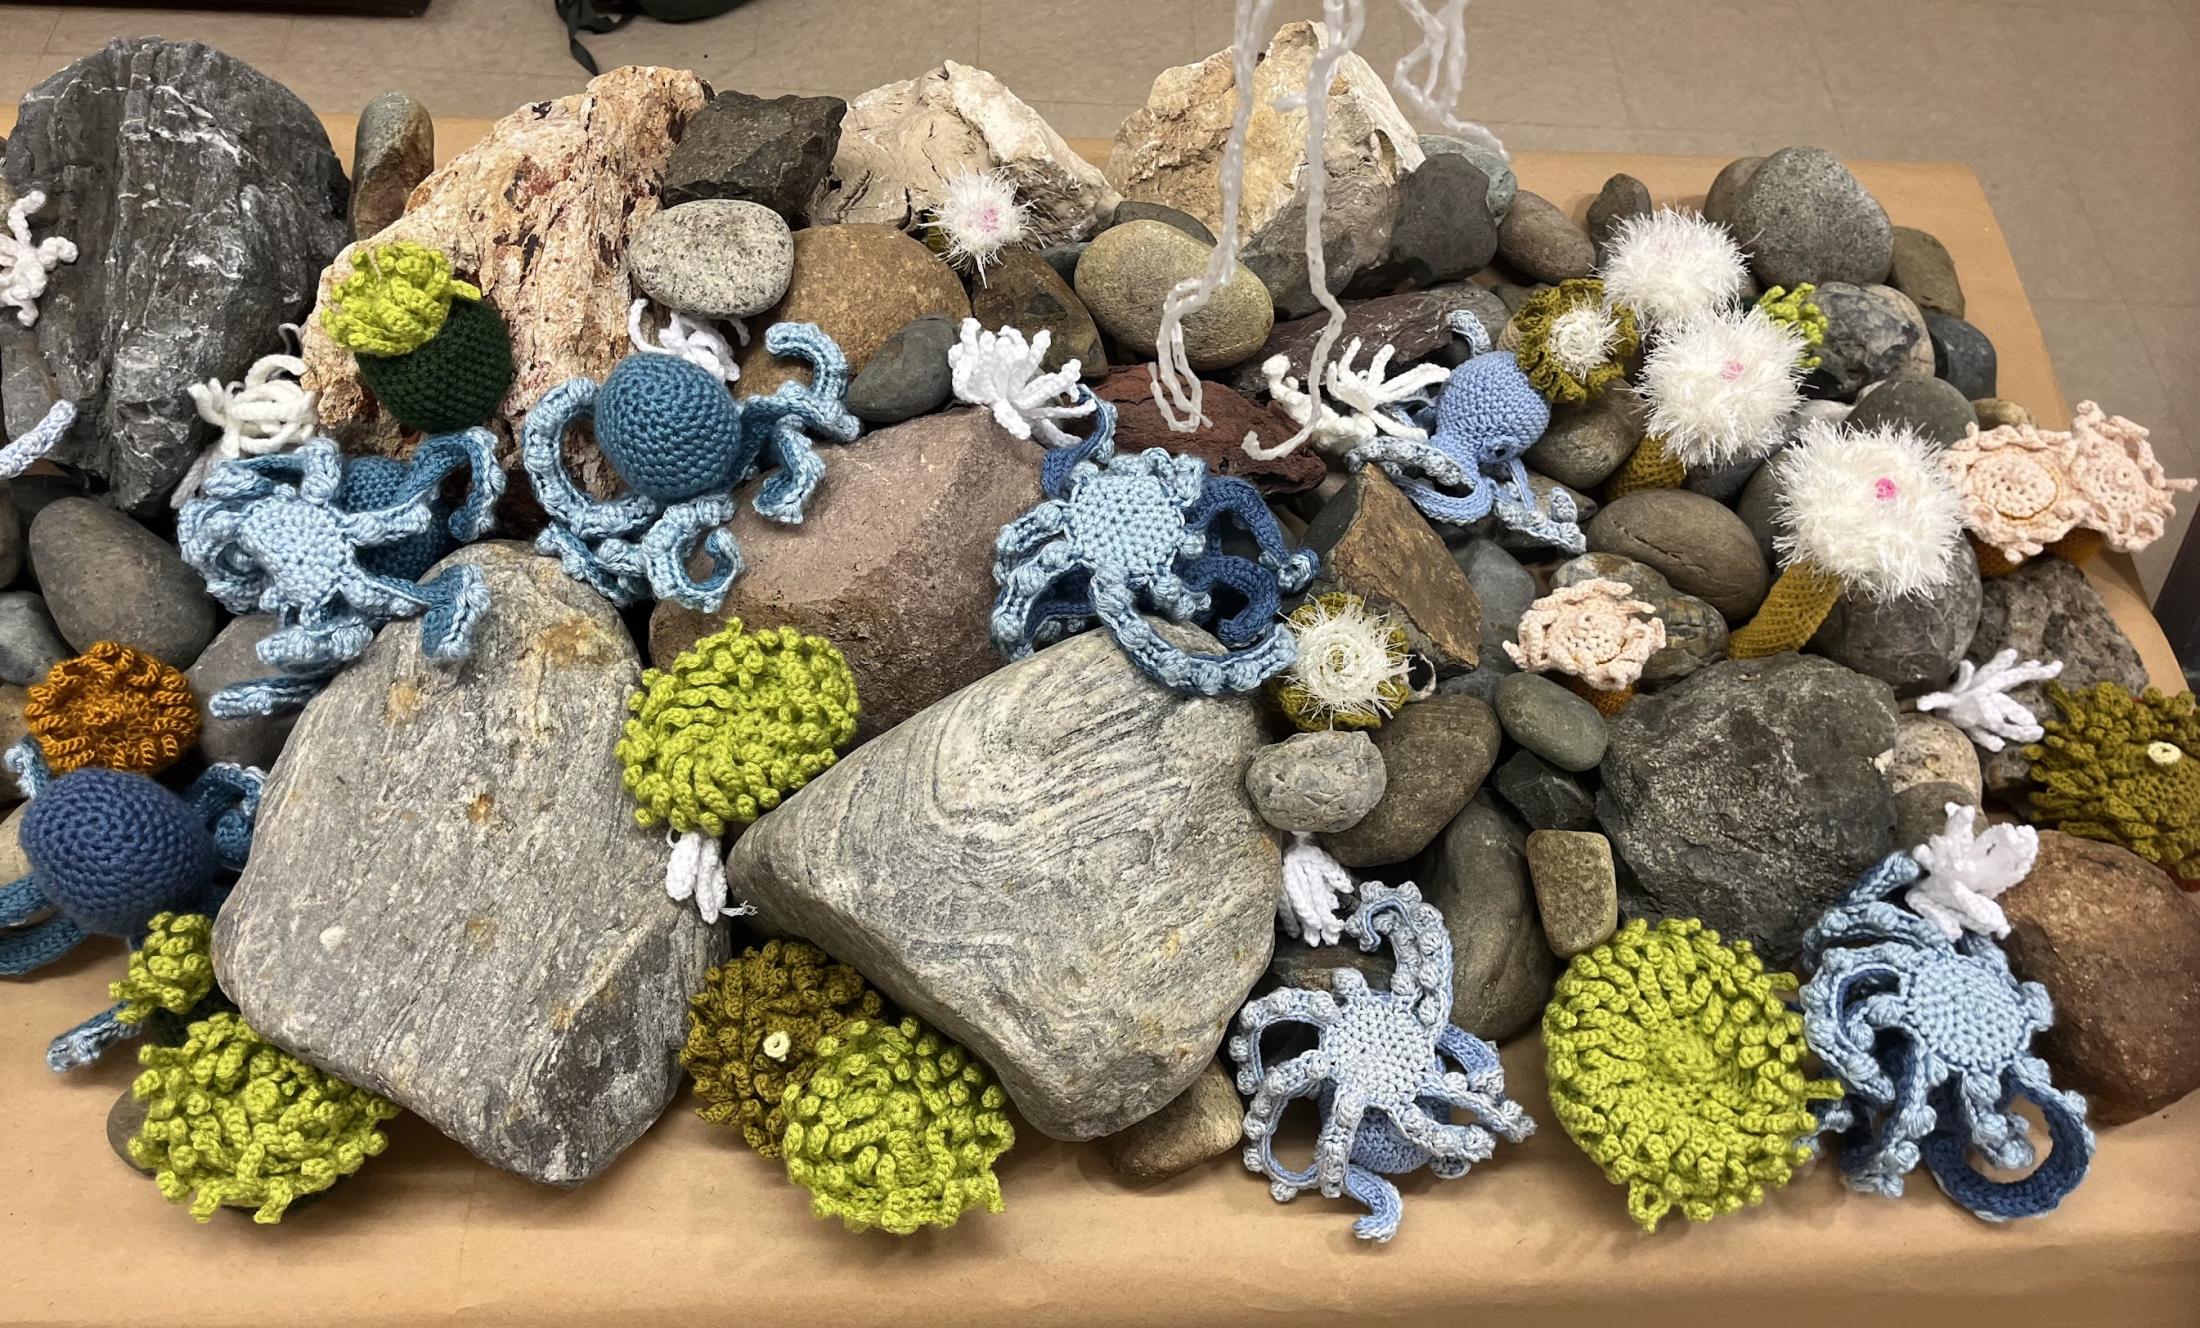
[25,641,199,775]
[2025,682,2199,880]
[1510,279,1639,405]
[111,911,219,1027]
[780,1015,1014,1235]
[681,939,884,1157]
[1271,593,1414,731]
[618,620,859,836]
[1543,918,1841,1233]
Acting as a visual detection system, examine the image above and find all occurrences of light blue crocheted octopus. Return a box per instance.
[1802,852,2096,1222]
[522,324,860,613]
[1348,312,1585,553]
[179,431,504,717]
[991,389,1317,695]
[1227,881,1534,1242]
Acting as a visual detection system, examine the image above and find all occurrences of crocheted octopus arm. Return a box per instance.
[736,321,862,522]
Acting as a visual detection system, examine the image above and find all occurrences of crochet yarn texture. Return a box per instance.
[2025,682,2199,880]
[681,939,884,1157]
[1271,592,1414,731]
[1542,918,1840,1233]
[128,1012,399,1223]
[13,768,221,951]
[780,1015,1015,1235]
[1755,284,1827,369]
[1604,432,1687,501]
[1509,279,1639,405]
[111,911,220,1027]
[323,242,514,435]
[24,641,199,775]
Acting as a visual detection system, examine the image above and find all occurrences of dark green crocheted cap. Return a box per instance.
[359,296,515,435]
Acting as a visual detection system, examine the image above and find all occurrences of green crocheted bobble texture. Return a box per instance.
[1756,283,1828,370]
[619,619,860,837]
[322,241,481,357]
[128,1013,399,1224]
[2026,681,2200,880]
[1543,918,1841,1234]
[111,912,217,1027]
[681,939,884,1157]
[781,1016,1014,1236]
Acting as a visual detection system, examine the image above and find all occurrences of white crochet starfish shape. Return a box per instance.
[1916,648,2065,752]
[1906,802,2036,940]
[948,317,1092,448]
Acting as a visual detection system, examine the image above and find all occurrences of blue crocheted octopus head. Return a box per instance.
[594,353,754,503]
[1437,351,1552,462]
[19,768,221,939]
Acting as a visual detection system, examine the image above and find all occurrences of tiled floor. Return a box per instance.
[1,0,2194,595]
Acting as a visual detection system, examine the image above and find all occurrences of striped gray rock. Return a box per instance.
[213,542,724,1186]
[727,622,1277,1140]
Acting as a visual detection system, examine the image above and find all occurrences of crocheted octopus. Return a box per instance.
[179,431,504,716]
[1228,881,1534,1242]
[523,324,860,613]
[1802,851,2095,1221]
[991,389,1317,696]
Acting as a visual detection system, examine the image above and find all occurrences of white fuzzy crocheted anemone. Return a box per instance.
[1639,307,1804,469]
[929,169,1031,279]
[1773,418,1966,600]
[1596,209,1748,333]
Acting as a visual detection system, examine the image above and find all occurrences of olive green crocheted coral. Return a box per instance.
[781,1015,1015,1235]
[1511,278,1640,405]
[1271,593,1414,732]
[1756,284,1828,371]
[2026,681,2199,880]
[1543,918,1841,1233]
[128,1013,399,1223]
[111,912,218,1027]
[682,939,884,1157]
[618,620,860,835]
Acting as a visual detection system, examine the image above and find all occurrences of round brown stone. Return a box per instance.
[736,223,969,397]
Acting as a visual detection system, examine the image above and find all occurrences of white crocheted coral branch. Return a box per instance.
[1279,830,1357,946]
[665,828,752,922]
[1262,337,1449,457]
[948,318,1094,447]
[176,338,321,509]
[1915,649,2065,753]
[1906,802,2036,941]
[628,297,745,384]
[0,191,77,328]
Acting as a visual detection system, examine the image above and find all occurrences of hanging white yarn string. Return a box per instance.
[1390,0,1507,157]
[175,328,320,509]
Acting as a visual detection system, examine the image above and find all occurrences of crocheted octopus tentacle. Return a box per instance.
[1184,475,1320,588]
[641,496,742,614]
[413,563,493,663]
[401,427,506,541]
[1921,1067,2094,1221]
[989,541,1081,661]
[522,377,662,539]
[46,1006,130,1074]
[744,323,862,523]
[1090,578,1300,695]
[208,673,333,721]
[536,524,650,607]
[0,874,51,926]
[0,915,88,974]
[189,763,266,871]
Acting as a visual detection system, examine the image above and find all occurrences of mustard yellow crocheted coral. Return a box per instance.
[25,641,199,776]
[1512,278,1640,405]
[321,241,481,358]
[618,620,860,835]
[2026,682,2199,880]
[1271,593,1414,732]
[682,939,884,1158]
[1756,284,1828,371]
[781,1015,1014,1235]
[111,912,218,1028]
[1543,918,1840,1233]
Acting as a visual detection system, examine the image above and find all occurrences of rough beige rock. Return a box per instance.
[808,61,1118,244]
[734,224,969,397]
[300,66,709,496]
[1106,21,1422,318]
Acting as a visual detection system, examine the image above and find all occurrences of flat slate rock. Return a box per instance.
[214,542,725,1186]
[724,622,1277,1141]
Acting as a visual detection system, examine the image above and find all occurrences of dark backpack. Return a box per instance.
[554,0,750,74]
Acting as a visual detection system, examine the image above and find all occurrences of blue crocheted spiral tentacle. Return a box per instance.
[1393,475,1497,526]
[1343,1163,1405,1242]
[1178,553,1283,648]
[209,672,335,720]
[188,763,266,873]
[5,735,51,800]
[742,393,860,525]
[1041,392,1117,492]
[524,376,660,539]
[1445,308,1494,357]
[535,525,650,607]
[414,563,492,663]
[46,1006,132,1073]
[643,495,741,612]
[0,874,51,926]
[0,914,86,975]
[404,427,506,541]
[1921,1077,2094,1221]
[1091,583,1300,695]
[1184,474,1319,588]
[762,321,853,404]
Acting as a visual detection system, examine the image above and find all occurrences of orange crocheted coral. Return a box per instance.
[25,641,200,775]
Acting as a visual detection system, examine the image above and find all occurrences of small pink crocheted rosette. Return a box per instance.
[1503,579,1667,692]
[2064,401,2195,553]
[1941,419,2093,562]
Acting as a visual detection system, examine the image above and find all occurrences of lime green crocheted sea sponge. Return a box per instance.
[111,912,217,1028]
[2026,681,2199,880]
[682,939,885,1158]
[127,1013,399,1223]
[1512,278,1641,405]
[781,1015,1015,1235]
[1756,284,1828,371]
[1543,918,1841,1233]
[322,241,481,357]
[618,620,860,835]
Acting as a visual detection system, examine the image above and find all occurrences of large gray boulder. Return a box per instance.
[213,543,723,1186]
[1967,557,2151,797]
[725,622,1277,1141]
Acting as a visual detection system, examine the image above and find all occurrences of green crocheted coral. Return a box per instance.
[1543,918,1841,1233]
[1271,593,1414,732]
[2026,681,2199,880]
[1756,284,1828,371]
[682,939,884,1157]
[1512,278,1639,405]
[323,242,480,356]
[619,620,860,835]
[324,241,514,434]
[111,912,218,1027]
[127,1013,399,1223]
[781,1015,1014,1235]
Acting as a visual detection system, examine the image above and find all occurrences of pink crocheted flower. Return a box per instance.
[2065,401,2194,552]
[1504,579,1667,691]
[1941,419,2093,561]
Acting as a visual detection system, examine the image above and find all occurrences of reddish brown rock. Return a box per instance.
[650,408,1041,742]
[1221,285,1504,394]
[736,223,970,398]
[1299,468,1482,673]
[2000,831,2200,1125]
[971,247,1104,379]
[1093,368,1324,494]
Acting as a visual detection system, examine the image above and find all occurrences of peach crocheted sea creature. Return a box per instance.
[24,641,200,775]
[1945,403,2194,562]
[1503,579,1667,692]
[2065,402,2194,553]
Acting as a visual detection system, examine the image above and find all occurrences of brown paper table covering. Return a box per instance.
[0,125,2193,1326]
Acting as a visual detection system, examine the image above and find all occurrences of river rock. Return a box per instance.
[0,592,69,685]
[1846,375,1977,447]
[1597,653,1898,965]
[813,62,1117,244]
[1492,749,1597,831]
[213,542,724,1185]
[1267,932,1394,996]
[1099,1061,1243,1178]
[1110,200,1214,244]
[627,200,793,320]
[1551,552,1729,685]
[301,66,708,493]
[1347,154,1497,294]
[1587,489,1769,620]
[1927,312,1998,401]
[1968,557,2150,797]
[1586,173,1652,254]
[737,223,969,396]
[844,314,957,425]
[1108,21,1421,317]
[1702,156,1762,229]
[29,499,217,667]
[724,622,1275,1140]
[3,40,349,514]
[1888,226,1964,318]
[1811,281,1923,401]
[1877,284,1939,381]
[661,90,845,220]
[349,92,432,241]
[1094,368,1322,493]
[1322,696,1499,868]
[651,407,1042,742]
[1415,793,1559,1040]
[1496,191,1595,283]
[1881,712,1982,848]
[1301,469,1484,674]
[1245,730,1386,835]
[1811,549,1981,695]
[973,247,1105,378]
[1419,134,1514,218]
[1730,146,1893,289]
[1440,537,1535,701]
[0,488,18,586]
[1527,830,1618,957]
[186,615,297,770]
[1972,397,2031,431]
[2001,832,2200,1126]
[1075,220,1271,369]
[1737,458,1787,568]
[1495,672,1608,772]
[1224,284,1505,394]
[1527,388,1645,491]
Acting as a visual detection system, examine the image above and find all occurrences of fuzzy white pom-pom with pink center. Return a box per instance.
[930,169,1031,279]
[1774,418,1966,600]
[1596,209,1748,333]
[1639,306,1805,469]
